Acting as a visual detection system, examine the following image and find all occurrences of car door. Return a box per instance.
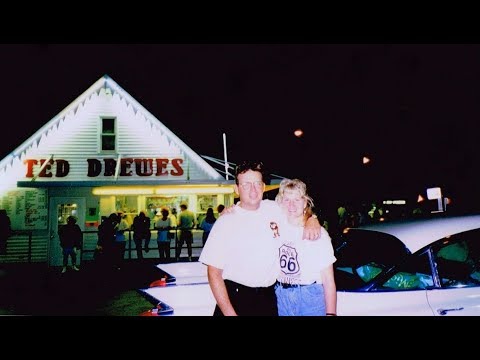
[338,290,435,316]
[426,287,480,316]
[426,230,480,315]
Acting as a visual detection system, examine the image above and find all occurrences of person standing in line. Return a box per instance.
[59,216,83,273]
[155,207,172,261]
[199,160,322,316]
[216,204,225,215]
[96,213,117,269]
[114,213,130,270]
[132,211,151,259]
[169,207,178,241]
[176,203,196,261]
[274,178,337,316]
[0,209,11,255]
[200,207,216,246]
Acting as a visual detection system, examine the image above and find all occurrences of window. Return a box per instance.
[197,195,217,213]
[333,229,410,291]
[145,196,189,217]
[101,117,116,151]
[433,230,480,288]
[380,251,433,290]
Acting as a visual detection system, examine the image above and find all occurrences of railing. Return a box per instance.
[0,230,47,264]
[0,229,207,265]
[80,229,206,262]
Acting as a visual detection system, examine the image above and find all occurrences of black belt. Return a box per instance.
[276,281,316,289]
[225,279,275,294]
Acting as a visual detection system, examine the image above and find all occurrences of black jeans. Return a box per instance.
[213,280,278,316]
[176,230,193,258]
[157,241,171,260]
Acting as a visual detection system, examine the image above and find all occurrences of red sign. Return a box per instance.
[24,158,184,178]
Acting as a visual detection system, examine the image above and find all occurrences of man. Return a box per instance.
[0,209,11,255]
[59,216,83,273]
[176,203,196,261]
[132,211,151,259]
[199,160,321,316]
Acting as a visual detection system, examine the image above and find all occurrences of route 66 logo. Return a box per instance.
[279,244,300,275]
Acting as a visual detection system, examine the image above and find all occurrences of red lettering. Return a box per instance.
[87,159,101,177]
[170,158,184,176]
[55,159,69,177]
[135,159,153,176]
[38,159,54,178]
[120,158,133,176]
[104,158,116,176]
[25,157,186,179]
[155,159,169,176]
[24,159,38,178]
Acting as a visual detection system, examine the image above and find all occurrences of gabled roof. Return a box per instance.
[0,75,224,184]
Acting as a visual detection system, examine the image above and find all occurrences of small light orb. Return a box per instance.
[294,129,303,137]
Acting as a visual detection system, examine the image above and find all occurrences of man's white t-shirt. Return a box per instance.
[199,199,284,288]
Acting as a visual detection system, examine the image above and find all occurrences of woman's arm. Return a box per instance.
[321,264,337,315]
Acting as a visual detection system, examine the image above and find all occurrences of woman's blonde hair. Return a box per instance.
[275,178,314,220]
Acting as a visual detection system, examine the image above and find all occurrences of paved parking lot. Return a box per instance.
[0,258,189,316]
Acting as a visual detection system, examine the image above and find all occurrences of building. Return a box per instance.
[0,75,240,266]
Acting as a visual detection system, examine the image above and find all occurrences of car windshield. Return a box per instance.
[334,228,410,291]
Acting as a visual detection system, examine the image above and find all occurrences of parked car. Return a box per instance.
[335,213,480,316]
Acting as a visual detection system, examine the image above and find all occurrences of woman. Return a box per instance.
[274,178,337,316]
[155,207,172,260]
[200,207,216,245]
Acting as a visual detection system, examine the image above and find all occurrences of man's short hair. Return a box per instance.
[234,160,268,184]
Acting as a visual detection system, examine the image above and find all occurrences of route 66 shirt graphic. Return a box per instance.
[277,225,304,284]
[276,224,336,286]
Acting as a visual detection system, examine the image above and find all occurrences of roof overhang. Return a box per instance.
[17,180,280,196]
[17,180,235,188]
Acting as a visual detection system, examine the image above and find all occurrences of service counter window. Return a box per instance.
[146,196,189,218]
[197,195,217,213]
[196,195,218,225]
[114,196,137,227]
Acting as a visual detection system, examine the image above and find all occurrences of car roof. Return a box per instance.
[353,214,480,253]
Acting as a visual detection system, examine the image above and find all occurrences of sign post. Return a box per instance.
[426,187,444,212]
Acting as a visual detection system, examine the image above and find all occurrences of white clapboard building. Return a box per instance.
[0,75,240,266]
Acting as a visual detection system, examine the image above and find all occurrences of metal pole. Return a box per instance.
[437,198,443,212]
[114,154,122,181]
[223,133,229,180]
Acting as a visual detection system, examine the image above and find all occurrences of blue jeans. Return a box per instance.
[62,247,77,267]
[275,283,326,316]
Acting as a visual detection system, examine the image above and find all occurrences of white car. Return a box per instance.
[335,214,480,316]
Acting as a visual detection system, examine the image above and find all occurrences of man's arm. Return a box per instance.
[207,265,237,316]
[303,215,321,240]
[221,200,320,239]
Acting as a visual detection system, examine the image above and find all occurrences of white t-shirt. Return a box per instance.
[155,217,172,242]
[199,199,284,288]
[277,226,336,285]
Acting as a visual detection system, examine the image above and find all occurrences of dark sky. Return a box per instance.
[1,44,480,211]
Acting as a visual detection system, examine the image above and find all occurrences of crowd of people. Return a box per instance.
[68,203,226,272]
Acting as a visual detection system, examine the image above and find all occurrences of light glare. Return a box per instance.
[294,129,303,137]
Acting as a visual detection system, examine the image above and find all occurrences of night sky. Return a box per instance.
[2,44,480,213]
